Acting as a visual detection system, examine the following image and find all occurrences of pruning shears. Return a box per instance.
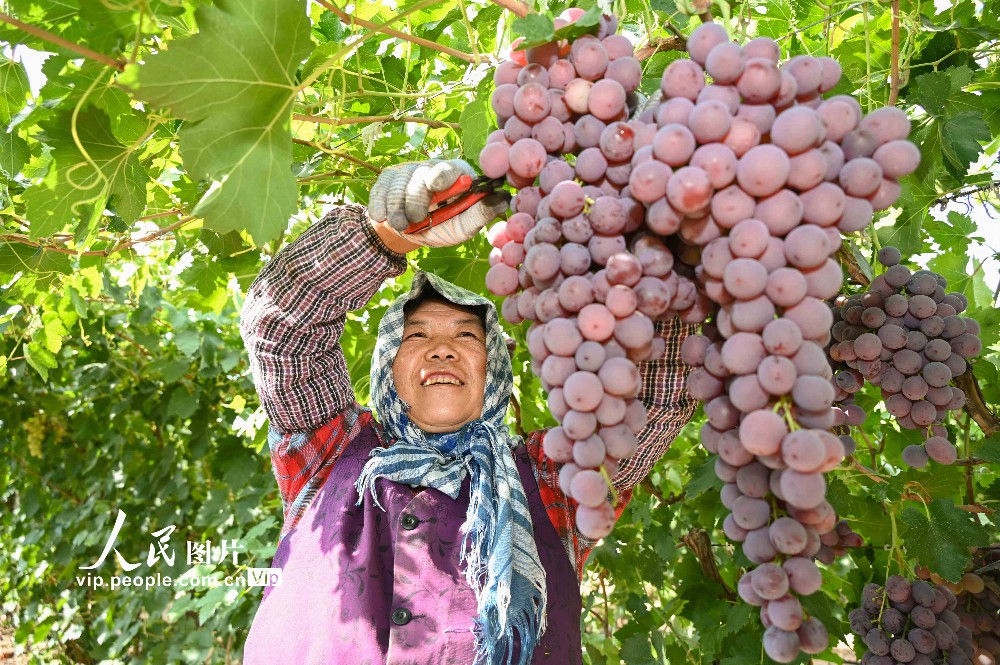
[404,175,506,235]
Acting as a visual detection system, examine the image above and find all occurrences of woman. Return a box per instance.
[239,159,695,664]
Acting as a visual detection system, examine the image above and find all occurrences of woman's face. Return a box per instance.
[392,299,489,433]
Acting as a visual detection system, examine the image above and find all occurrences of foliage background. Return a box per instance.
[1,0,999,663]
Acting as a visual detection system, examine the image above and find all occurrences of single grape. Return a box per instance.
[736,145,790,197]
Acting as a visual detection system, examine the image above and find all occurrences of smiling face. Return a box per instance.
[392,296,489,434]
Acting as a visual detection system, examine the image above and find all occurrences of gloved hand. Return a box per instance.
[368,159,510,248]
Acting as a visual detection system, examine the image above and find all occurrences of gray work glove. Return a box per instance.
[368,159,510,248]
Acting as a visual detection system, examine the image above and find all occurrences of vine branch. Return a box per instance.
[292,138,382,173]
[489,0,530,18]
[0,11,125,71]
[640,477,686,505]
[634,36,687,61]
[509,393,526,439]
[888,0,901,106]
[954,371,1000,437]
[837,245,872,286]
[294,113,460,130]
[933,180,1000,208]
[681,528,736,600]
[314,0,482,63]
[1,214,196,258]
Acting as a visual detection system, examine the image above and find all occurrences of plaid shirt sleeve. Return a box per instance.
[240,204,407,535]
[239,204,408,434]
[612,316,698,492]
[526,316,696,579]
[268,408,375,537]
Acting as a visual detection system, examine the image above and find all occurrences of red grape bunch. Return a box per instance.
[481,10,703,540]
[918,549,1000,664]
[914,543,1000,665]
[849,575,973,665]
[652,20,919,660]
[828,245,982,468]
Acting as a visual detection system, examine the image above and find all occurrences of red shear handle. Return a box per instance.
[404,174,476,235]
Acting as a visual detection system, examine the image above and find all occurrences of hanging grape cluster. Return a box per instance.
[478,13,921,660]
[849,576,976,665]
[917,549,1000,664]
[482,10,700,541]
[828,246,983,468]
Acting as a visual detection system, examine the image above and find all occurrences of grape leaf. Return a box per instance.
[899,498,991,582]
[618,634,659,665]
[459,79,493,166]
[512,14,555,47]
[684,457,722,499]
[119,0,312,244]
[927,211,979,251]
[940,111,990,178]
[911,70,953,117]
[552,6,602,43]
[975,433,1000,463]
[0,58,30,124]
[0,129,29,178]
[23,107,148,239]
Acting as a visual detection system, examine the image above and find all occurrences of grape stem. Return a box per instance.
[954,370,1000,437]
[508,393,527,439]
[599,465,619,507]
[850,458,887,483]
[0,11,126,71]
[487,0,529,18]
[888,0,901,106]
[314,0,484,63]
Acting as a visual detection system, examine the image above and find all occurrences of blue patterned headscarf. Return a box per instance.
[354,271,547,665]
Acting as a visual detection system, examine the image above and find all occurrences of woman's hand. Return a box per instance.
[368,159,510,249]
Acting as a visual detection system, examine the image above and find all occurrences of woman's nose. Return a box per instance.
[425,337,458,360]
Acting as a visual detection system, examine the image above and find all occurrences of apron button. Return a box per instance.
[391,607,412,625]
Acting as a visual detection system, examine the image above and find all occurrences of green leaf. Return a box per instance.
[911,71,952,117]
[459,80,493,166]
[512,14,555,47]
[619,634,658,665]
[0,128,29,177]
[927,211,979,251]
[0,58,30,124]
[119,0,313,245]
[23,107,148,239]
[684,457,722,499]
[173,329,202,356]
[167,386,199,419]
[940,111,990,178]
[180,260,228,299]
[24,339,57,381]
[899,498,991,582]
[975,433,1000,464]
[552,6,603,43]
[649,0,679,14]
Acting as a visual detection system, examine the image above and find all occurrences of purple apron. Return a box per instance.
[243,420,583,665]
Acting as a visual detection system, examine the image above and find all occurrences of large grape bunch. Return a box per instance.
[848,575,976,665]
[478,13,921,658]
[481,9,706,542]
[916,549,1000,664]
[653,23,919,661]
[827,245,983,469]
